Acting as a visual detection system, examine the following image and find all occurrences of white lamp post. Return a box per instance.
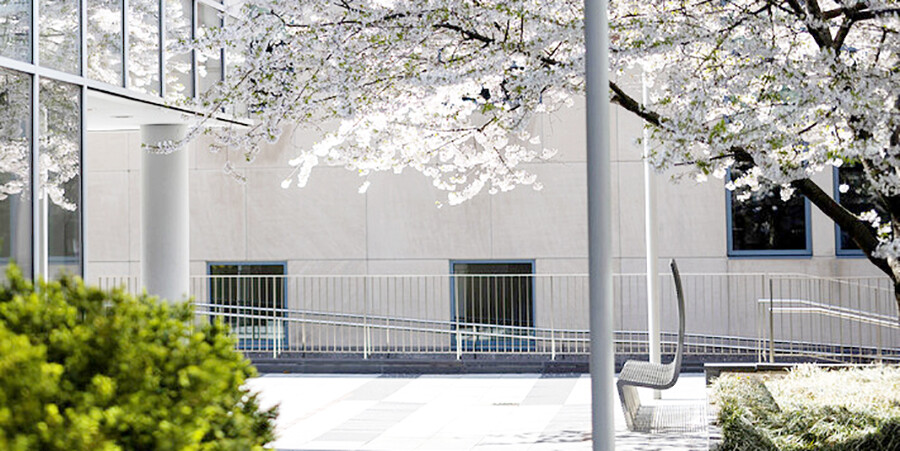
[584,0,615,448]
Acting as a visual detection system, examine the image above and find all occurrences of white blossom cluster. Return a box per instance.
[187,0,583,204]
[188,0,900,257]
[610,0,900,258]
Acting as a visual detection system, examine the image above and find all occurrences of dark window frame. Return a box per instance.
[833,166,879,258]
[725,169,813,258]
[206,261,287,351]
[449,259,536,352]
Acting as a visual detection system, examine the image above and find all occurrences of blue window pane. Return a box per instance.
[836,165,883,253]
[728,162,809,254]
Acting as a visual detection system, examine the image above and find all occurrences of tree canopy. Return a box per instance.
[191,0,900,312]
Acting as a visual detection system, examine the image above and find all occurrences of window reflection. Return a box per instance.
[87,0,124,85]
[837,164,884,252]
[0,0,30,62]
[40,79,82,277]
[128,0,161,95]
[0,68,32,276]
[166,0,193,101]
[198,4,223,95]
[40,0,81,74]
[729,162,808,253]
[226,46,248,117]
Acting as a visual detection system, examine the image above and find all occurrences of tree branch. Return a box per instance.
[608,80,894,279]
[790,178,893,276]
[434,23,493,44]
[609,81,662,127]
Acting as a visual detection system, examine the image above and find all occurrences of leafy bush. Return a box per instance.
[0,266,277,450]
[711,365,900,451]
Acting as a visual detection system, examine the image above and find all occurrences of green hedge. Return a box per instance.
[712,367,900,451]
[0,266,277,450]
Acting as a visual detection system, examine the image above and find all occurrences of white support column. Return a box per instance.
[643,73,662,400]
[584,0,615,448]
[141,124,189,302]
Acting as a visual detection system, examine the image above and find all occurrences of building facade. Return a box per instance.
[83,94,882,284]
[1,0,893,357]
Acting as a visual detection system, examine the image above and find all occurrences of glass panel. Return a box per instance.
[40,79,82,277]
[0,68,32,277]
[40,0,81,74]
[452,263,533,351]
[128,0,161,95]
[87,0,124,85]
[730,163,808,252]
[226,44,248,116]
[197,4,222,95]
[0,0,31,62]
[837,164,884,251]
[165,0,193,100]
[209,263,285,350]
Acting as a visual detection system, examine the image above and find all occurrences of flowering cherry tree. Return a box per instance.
[191,0,900,316]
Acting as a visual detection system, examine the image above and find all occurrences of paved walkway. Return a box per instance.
[247,373,711,450]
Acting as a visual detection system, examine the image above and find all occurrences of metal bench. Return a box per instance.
[617,259,686,431]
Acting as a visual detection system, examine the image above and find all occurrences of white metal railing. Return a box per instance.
[93,272,900,363]
[760,275,900,363]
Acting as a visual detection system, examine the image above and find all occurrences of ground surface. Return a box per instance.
[248,373,710,451]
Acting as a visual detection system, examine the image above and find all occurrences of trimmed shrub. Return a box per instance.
[0,265,277,451]
[711,365,900,451]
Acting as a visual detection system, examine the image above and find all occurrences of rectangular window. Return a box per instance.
[41,78,82,277]
[40,0,81,74]
[0,0,31,62]
[834,165,883,256]
[208,262,286,350]
[165,0,193,101]
[727,162,811,257]
[87,0,124,85]
[451,261,534,351]
[0,68,32,278]
[197,4,223,95]
[128,0,161,94]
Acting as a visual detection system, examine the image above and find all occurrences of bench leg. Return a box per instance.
[617,381,641,431]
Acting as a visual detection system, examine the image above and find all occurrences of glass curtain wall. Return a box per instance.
[87,0,124,85]
[0,68,33,278]
[41,79,82,276]
[166,0,193,100]
[0,0,225,278]
[40,0,80,73]
[0,0,31,61]
[197,3,222,95]
[128,0,161,94]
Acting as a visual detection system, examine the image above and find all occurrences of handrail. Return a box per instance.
[93,271,899,363]
[758,298,899,329]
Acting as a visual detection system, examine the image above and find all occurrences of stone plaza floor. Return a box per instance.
[248,372,712,450]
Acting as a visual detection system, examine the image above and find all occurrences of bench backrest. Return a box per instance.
[668,259,686,386]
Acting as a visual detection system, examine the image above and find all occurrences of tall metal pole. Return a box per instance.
[643,72,662,400]
[584,0,614,448]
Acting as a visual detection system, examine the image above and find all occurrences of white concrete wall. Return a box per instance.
[84,92,886,343]
[84,101,886,280]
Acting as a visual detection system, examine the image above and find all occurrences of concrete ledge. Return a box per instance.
[251,353,589,374]
[703,361,879,384]
[247,352,721,374]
